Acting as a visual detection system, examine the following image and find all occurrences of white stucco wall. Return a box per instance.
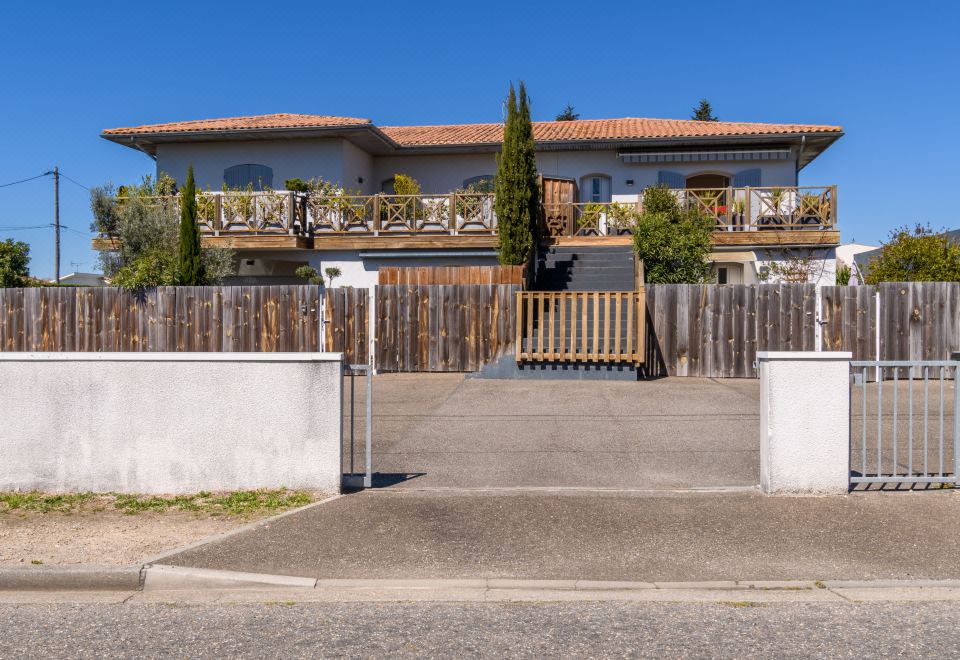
[0,353,343,494]
[754,247,837,287]
[758,351,851,494]
[156,138,347,191]
[341,140,375,194]
[373,150,798,196]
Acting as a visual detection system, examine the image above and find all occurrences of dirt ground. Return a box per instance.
[0,504,328,566]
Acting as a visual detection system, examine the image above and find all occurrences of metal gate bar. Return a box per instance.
[850,360,959,486]
[342,363,372,489]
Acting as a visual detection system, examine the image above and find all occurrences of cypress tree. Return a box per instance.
[494,82,539,265]
[178,165,203,285]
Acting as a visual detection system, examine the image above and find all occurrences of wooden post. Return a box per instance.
[830,185,838,228]
[725,186,733,230]
[373,195,381,236]
[744,187,752,230]
[634,257,644,291]
[213,194,222,236]
[286,192,295,235]
[449,192,457,236]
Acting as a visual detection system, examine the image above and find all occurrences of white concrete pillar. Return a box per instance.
[758,351,852,495]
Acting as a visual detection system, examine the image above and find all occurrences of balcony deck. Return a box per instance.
[92,186,840,251]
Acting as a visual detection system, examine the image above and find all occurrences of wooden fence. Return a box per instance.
[516,291,645,364]
[375,284,519,372]
[0,286,323,353]
[324,287,369,364]
[3,282,960,378]
[378,265,524,286]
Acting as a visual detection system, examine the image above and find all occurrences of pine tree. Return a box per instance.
[494,82,539,265]
[178,165,203,285]
[555,103,579,121]
[692,99,718,122]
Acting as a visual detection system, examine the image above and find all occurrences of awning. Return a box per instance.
[619,149,790,164]
[708,251,756,263]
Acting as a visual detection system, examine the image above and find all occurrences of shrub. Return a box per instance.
[632,185,713,284]
[836,260,852,285]
[392,174,421,197]
[178,166,203,286]
[864,224,960,283]
[295,265,323,285]
[284,178,309,192]
[0,239,30,288]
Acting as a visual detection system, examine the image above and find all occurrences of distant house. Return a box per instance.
[50,272,106,287]
[99,113,844,288]
[836,242,880,284]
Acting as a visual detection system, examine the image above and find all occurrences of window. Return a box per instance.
[717,267,728,284]
[223,164,273,190]
[579,174,611,203]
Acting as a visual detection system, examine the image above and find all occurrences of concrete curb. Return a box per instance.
[0,565,143,591]
[139,492,344,566]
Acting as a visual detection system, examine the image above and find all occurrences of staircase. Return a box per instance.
[534,246,636,292]
[472,246,642,381]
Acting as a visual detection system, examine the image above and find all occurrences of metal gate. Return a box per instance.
[342,363,372,489]
[850,361,959,487]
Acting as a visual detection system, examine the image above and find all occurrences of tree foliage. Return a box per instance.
[632,185,714,284]
[0,239,30,288]
[555,104,579,121]
[178,166,203,286]
[90,172,236,289]
[864,224,960,283]
[691,99,718,121]
[494,82,539,265]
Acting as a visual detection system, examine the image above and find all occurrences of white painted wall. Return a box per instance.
[374,150,799,196]
[341,140,375,194]
[754,247,838,287]
[758,351,851,494]
[0,353,343,494]
[156,138,347,191]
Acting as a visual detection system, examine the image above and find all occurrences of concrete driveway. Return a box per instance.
[353,374,760,490]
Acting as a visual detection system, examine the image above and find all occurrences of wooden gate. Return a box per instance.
[515,290,646,364]
[541,176,577,237]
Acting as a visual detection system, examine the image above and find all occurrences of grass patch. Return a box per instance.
[0,492,96,513]
[0,489,314,517]
[719,601,759,608]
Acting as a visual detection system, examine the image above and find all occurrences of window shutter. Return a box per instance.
[223,164,274,190]
[732,168,761,187]
[657,170,686,189]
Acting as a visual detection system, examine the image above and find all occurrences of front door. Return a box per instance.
[541,177,577,237]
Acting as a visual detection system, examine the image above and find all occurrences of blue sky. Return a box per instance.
[1,1,957,278]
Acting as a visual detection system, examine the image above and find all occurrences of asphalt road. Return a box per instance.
[164,490,960,581]
[1,601,957,658]
[353,374,760,489]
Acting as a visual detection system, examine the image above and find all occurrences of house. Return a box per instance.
[99,113,843,288]
[50,272,107,287]
[836,242,880,284]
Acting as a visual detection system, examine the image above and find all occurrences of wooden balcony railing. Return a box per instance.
[104,186,835,240]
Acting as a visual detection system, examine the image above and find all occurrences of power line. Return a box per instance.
[0,172,50,188]
[0,224,52,231]
[59,171,90,191]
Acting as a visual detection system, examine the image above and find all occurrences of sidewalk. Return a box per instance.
[160,489,960,582]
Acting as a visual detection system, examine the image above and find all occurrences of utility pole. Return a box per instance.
[53,166,60,284]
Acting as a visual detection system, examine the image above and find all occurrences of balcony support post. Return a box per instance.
[213,193,222,236]
[449,193,457,236]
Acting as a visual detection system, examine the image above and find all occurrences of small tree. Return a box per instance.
[0,239,30,288]
[555,104,579,121]
[632,185,713,284]
[178,166,203,285]
[295,265,323,285]
[864,224,960,283]
[494,82,539,265]
[324,266,342,287]
[692,99,718,122]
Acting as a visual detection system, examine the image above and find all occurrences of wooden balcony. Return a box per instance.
[93,186,840,251]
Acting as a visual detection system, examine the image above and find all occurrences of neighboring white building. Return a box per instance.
[51,272,107,287]
[836,242,880,285]
[100,113,844,288]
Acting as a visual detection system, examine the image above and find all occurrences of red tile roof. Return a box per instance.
[102,113,842,147]
[101,113,372,135]
[380,117,842,146]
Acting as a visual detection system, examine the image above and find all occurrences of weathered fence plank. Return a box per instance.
[375,284,520,372]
